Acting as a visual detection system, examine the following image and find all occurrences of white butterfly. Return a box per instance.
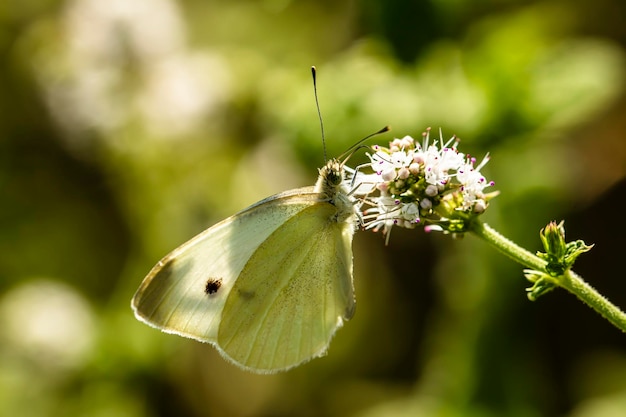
[132,158,360,373]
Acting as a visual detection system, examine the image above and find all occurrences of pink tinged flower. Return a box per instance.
[381,169,396,181]
[424,224,443,233]
[425,184,438,197]
[473,200,487,213]
[399,135,414,149]
[413,154,425,164]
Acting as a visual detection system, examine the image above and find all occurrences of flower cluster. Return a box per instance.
[348,128,497,241]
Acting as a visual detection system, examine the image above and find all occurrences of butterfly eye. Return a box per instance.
[324,160,344,186]
[327,170,342,186]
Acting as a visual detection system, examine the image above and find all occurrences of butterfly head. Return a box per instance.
[315,159,345,198]
[314,159,358,225]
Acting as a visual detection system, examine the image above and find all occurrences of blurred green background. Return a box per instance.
[1,0,626,416]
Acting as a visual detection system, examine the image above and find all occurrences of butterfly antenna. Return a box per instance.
[340,125,391,164]
[311,66,327,163]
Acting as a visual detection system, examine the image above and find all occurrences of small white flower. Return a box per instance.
[425,184,438,197]
[350,128,496,240]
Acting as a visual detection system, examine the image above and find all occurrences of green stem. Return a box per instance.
[469,220,546,271]
[469,220,626,333]
[559,269,626,333]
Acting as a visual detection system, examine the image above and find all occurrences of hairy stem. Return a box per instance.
[469,220,626,333]
[469,220,545,270]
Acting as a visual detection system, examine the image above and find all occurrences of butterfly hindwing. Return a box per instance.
[217,202,355,372]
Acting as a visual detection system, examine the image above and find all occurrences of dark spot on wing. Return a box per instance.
[237,289,255,300]
[205,277,223,295]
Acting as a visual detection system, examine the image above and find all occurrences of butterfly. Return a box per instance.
[132,65,390,373]
[132,155,367,373]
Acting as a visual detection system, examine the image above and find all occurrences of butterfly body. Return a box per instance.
[132,159,357,373]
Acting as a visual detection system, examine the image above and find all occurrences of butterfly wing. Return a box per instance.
[218,202,355,372]
[132,187,356,372]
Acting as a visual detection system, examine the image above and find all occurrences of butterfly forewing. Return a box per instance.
[217,203,355,372]
[132,188,321,343]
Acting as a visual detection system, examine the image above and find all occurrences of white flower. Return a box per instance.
[350,128,497,240]
[456,154,495,210]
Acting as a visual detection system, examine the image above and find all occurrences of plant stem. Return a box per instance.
[559,269,626,333]
[469,220,545,271]
[469,220,626,333]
